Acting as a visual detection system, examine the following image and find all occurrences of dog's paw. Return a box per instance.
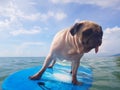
[72,80,83,85]
[29,74,40,80]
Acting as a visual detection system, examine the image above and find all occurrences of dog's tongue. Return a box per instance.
[95,46,99,53]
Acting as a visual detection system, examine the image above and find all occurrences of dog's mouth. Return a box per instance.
[84,45,100,53]
[83,35,102,53]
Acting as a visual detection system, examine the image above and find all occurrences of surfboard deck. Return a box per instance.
[2,64,93,90]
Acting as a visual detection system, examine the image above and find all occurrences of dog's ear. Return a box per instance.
[70,22,83,36]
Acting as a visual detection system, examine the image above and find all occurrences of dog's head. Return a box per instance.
[70,21,103,53]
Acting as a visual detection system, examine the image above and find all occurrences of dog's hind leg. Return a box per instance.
[48,59,56,68]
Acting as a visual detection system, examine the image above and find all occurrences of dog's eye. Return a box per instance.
[82,29,93,37]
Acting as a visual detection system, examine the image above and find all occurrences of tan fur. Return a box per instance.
[29,21,103,85]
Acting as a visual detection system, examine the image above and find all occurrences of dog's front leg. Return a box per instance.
[30,54,53,80]
[71,61,82,85]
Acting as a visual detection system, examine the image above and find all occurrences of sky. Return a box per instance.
[0,0,120,57]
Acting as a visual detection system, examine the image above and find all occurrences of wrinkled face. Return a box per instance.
[82,24,103,53]
[70,21,103,53]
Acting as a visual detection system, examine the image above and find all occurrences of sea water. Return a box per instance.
[0,56,120,90]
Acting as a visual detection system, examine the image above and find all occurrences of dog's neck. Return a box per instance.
[73,35,84,54]
[66,30,84,55]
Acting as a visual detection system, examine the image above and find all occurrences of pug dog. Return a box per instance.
[30,21,103,85]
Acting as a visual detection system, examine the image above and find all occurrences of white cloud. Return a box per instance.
[0,0,67,56]
[0,0,67,42]
[54,12,67,21]
[50,0,120,9]
[19,42,45,48]
[10,29,40,36]
[18,11,67,21]
[0,41,48,57]
[15,42,47,56]
[0,0,67,28]
[10,26,41,36]
[0,0,23,31]
[0,19,10,29]
[0,0,67,24]
[100,26,120,55]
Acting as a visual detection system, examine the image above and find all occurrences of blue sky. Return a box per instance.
[0,0,120,57]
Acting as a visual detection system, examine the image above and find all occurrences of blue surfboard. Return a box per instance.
[2,64,93,90]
